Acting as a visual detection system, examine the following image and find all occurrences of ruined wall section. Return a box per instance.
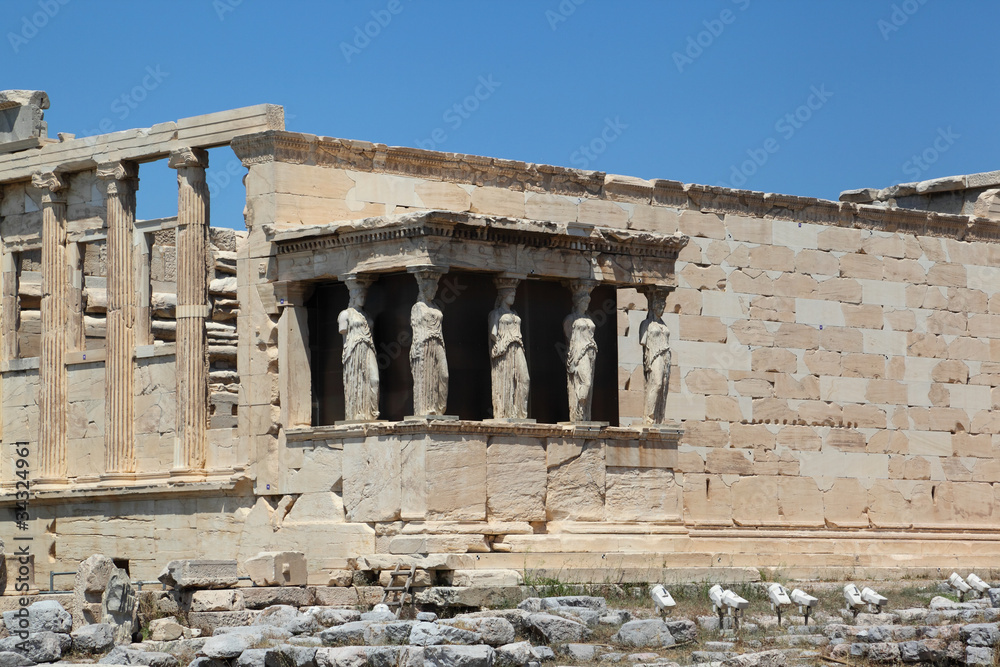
[233,131,999,536]
[0,171,247,483]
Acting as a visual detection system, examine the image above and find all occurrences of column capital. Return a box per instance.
[565,278,598,296]
[168,146,209,170]
[30,170,68,203]
[493,274,523,292]
[96,160,139,195]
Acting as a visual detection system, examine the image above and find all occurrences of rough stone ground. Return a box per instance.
[1,581,999,667]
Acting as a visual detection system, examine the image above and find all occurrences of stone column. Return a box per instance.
[169,147,210,473]
[32,171,69,482]
[97,161,139,476]
[275,281,312,428]
[0,187,17,362]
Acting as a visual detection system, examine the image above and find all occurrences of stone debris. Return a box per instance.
[4,587,1000,667]
[158,560,240,590]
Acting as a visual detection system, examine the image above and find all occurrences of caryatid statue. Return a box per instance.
[563,281,598,422]
[410,270,449,416]
[338,276,380,421]
[639,286,672,425]
[489,277,529,419]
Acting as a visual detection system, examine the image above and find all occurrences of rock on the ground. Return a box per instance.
[665,619,697,643]
[495,641,532,667]
[722,649,787,667]
[562,643,597,661]
[265,645,318,667]
[158,559,238,590]
[962,623,1000,647]
[0,653,32,667]
[967,646,994,666]
[417,612,439,622]
[440,617,515,647]
[306,608,362,627]
[2,600,72,634]
[150,616,185,641]
[546,605,600,627]
[255,604,319,634]
[319,621,371,645]
[72,622,114,652]
[612,619,676,648]
[3,631,64,663]
[364,621,417,645]
[539,596,607,611]
[988,589,1000,609]
[409,622,481,647]
[530,646,555,662]
[190,659,230,667]
[99,645,180,667]
[316,646,368,667]
[599,610,632,626]
[201,632,255,658]
[526,613,590,643]
[423,645,494,667]
[238,648,271,667]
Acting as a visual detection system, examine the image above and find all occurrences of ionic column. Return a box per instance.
[169,147,210,473]
[32,171,69,482]
[97,161,139,476]
[1,187,18,362]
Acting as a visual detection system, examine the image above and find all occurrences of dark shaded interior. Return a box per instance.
[308,272,619,426]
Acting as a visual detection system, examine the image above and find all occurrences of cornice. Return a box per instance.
[232,130,999,244]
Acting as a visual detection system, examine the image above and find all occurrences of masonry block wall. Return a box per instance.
[233,131,1000,541]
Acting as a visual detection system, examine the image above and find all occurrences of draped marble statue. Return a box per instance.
[489,278,529,419]
[639,288,672,425]
[338,277,379,421]
[410,270,449,416]
[563,281,597,422]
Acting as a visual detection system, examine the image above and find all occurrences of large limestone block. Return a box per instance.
[72,554,116,628]
[776,477,824,527]
[546,439,605,521]
[426,438,487,521]
[286,447,343,495]
[683,474,732,525]
[343,437,401,522]
[244,552,308,587]
[823,478,870,528]
[731,477,779,526]
[158,560,239,590]
[486,437,546,522]
[606,467,680,522]
[866,480,912,529]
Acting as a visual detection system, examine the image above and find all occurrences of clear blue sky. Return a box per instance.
[4,0,997,229]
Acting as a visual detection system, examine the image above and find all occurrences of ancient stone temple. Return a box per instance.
[1,93,999,589]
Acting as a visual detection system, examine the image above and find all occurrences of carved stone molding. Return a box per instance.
[96,160,139,195]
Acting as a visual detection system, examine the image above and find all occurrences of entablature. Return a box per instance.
[268,210,689,287]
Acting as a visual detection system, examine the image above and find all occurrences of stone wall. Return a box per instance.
[232,131,1000,549]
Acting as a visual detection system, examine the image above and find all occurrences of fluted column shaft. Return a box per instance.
[1,187,18,363]
[98,161,139,475]
[170,148,210,473]
[33,172,69,481]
